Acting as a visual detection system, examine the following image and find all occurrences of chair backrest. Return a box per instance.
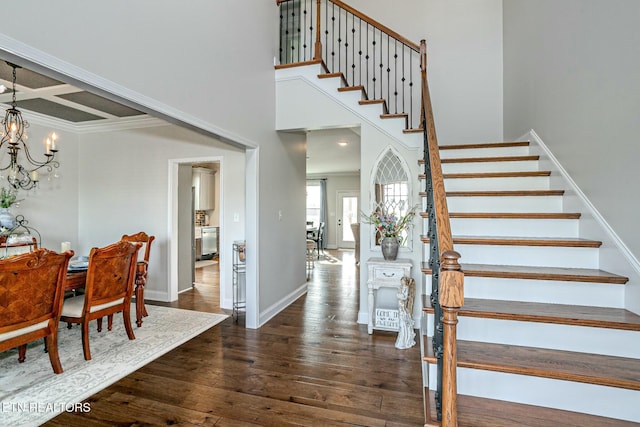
[121,232,155,264]
[0,249,72,338]
[318,222,325,237]
[306,221,314,226]
[83,241,141,311]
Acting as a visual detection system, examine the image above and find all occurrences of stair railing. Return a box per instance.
[277,0,422,130]
[277,2,463,424]
[420,39,464,426]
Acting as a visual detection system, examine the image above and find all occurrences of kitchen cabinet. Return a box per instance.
[192,167,215,210]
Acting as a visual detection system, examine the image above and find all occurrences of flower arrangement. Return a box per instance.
[0,187,19,209]
[362,205,418,244]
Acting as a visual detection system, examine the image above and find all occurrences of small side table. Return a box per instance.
[366,257,413,334]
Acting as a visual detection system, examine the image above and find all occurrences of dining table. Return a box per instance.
[65,261,148,327]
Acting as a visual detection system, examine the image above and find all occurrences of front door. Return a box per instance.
[337,191,359,249]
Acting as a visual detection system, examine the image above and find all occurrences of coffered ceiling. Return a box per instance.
[0,61,147,125]
[0,60,360,175]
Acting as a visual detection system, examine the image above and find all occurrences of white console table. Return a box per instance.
[366,257,413,334]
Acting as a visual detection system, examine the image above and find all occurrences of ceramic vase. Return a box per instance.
[381,236,400,260]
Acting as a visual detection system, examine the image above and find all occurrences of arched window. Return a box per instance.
[371,148,412,247]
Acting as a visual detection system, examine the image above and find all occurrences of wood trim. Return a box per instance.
[424,338,640,391]
[424,298,640,331]
[328,0,420,52]
[440,155,540,164]
[444,190,565,197]
[274,59,322,70]
[439,141,530,150]
[420,235,602,248]
[447,212,581,219]
[442,171,551,179]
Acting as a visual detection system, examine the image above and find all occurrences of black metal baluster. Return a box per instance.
[387,34,391,112]
[351,13,356,86]
[393,41,398,115]
[279,3,284,64]
[401,45,406,120]
[409,54,414,129]
[372,29,376,99]
[358,18,362,87]
[366,23,370,97]
[324,0,329,65]
[302,1,307,61]
[337,5,342,78]
[330,2,336,71]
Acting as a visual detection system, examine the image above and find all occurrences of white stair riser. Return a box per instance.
[423,314,640,358]
[423,275,624,307]
[426,365,640,423]
[439,146,530,159]
[443,176,550,191]
[441,160,540,174]
[450,217,579,238]
[456,244,599,269]
[447,196,563,212]
[462,276,624,307]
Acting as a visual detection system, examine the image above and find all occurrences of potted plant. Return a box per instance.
[362,205,417,260]
[0,187,19,230]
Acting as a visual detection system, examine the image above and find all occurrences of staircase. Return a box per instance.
[274,1,640,424]
[420,140,640,426]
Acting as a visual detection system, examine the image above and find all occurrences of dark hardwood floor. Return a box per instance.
[45,250,424,427]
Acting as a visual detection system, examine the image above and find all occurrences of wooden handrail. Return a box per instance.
[420,38,464,427]
[278,0,420,52]
[328,0,420,52]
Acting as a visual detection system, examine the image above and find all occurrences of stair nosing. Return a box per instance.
[419,235,602,248]
[422,298,640,331]
[447,212,581,219]
[443,190,565,197]
[420,262,628,284]
[442,171,551,179]
[423,338,640,391]
[439,141,530,150]
[439,155,540,164]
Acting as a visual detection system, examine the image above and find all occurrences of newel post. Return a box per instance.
[314,0,323,61]
[439,250,464,427]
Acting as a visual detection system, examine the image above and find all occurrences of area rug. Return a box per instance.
[0,305,228,426]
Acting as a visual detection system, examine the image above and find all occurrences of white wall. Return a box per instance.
[503,0,640,312]
[348,0,504,144]
[2,1,306,328]
[307,173,360,249]
[9,119,79,252]
[76,124,246,306]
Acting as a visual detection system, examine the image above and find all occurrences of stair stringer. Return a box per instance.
[524,129,640,315]
[421,140,640,423]
[275,64,423,150]
[276,63,426,328]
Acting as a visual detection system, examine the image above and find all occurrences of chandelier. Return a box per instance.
[0,62,60,191]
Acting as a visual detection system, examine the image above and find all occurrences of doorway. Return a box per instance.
[337,191,359,249]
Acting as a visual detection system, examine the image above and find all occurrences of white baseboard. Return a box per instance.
[258,282,308,327]
[144,289,171,303]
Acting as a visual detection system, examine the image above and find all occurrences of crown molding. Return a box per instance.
[0,33,258,149]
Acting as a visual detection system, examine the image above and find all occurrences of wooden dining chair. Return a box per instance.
[120,232,155,327]
[60,240,141,361]
[0,248,73,374]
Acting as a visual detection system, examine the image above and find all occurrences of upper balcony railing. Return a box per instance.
[277,0,422,130]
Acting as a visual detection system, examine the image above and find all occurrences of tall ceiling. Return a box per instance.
[0,61,147,125]
[0,60,360,175]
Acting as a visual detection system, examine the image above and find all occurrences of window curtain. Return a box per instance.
[319,179,328,249]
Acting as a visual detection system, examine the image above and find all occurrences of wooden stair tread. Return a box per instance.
[447,212,581,219]
[358,98,385,105]
[443,190,565,197]
[403,127,423,134]
[317,72,342,79]
[337,85,365,92]
[380,113,408,119]
[462,263,629,283]
[424,338,640,390]
[440,155,540,164]
[420,235,601,248]
[424,390,639,427]
[439,141,530,150]
[421,262,628,284]
[442,171,551,179]
[423,298,640,331]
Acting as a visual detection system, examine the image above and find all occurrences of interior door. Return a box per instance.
[337,191,359,249]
